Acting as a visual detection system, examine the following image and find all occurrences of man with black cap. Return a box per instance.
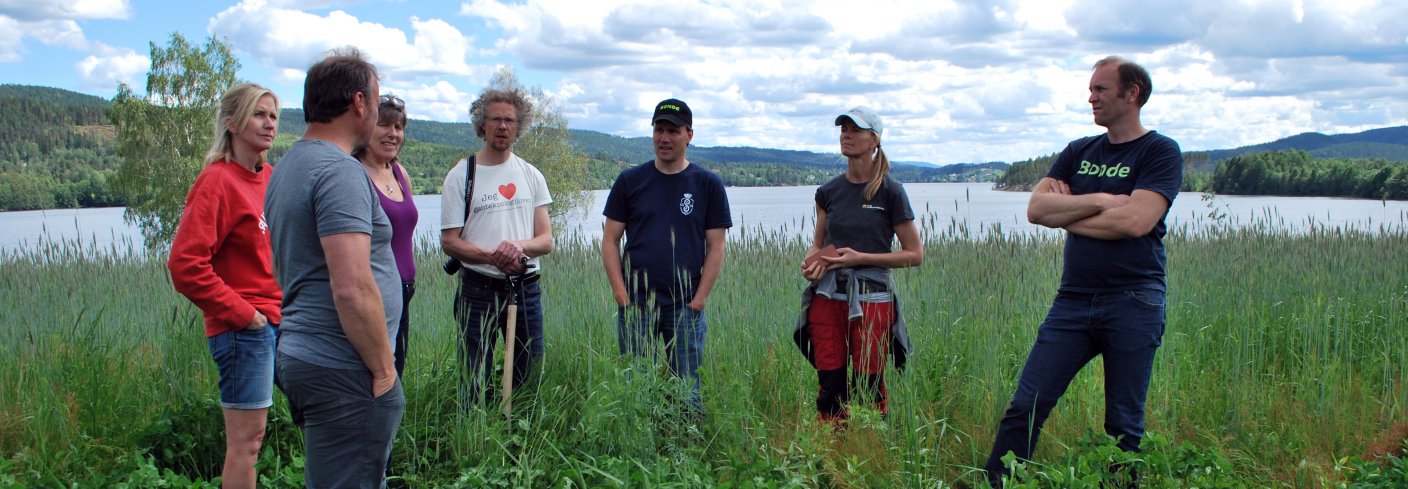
[601,98,732,415]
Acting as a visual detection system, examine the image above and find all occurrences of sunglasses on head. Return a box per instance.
[380,94,404,110]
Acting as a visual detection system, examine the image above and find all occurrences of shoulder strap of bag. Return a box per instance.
[462,154,476,223]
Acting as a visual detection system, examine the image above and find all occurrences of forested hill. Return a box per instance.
[1202,126,1408,162]
[0,85,124,210]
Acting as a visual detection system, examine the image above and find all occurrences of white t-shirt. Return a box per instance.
[440,153,553,278]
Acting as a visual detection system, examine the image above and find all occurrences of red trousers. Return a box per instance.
[807,296,894,420]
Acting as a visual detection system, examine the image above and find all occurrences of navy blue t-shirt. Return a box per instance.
[1048,131,1183,292]
[603,161,732,304]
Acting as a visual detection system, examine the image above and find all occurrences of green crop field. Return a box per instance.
[2,214,1406,487]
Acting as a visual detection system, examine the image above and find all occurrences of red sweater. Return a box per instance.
[168,159,283,337]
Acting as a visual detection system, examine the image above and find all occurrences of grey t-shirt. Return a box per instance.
[266,139,402,371]
[814,174,914,254]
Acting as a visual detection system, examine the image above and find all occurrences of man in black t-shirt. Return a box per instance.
[985,56,1183,486]
[601,99,732,415]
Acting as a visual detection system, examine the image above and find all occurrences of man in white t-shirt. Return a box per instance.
[440,87,553,406]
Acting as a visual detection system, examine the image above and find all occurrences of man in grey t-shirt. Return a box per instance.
[265,47,403,488]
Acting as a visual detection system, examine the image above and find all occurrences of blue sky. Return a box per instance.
[2,0,1406,165]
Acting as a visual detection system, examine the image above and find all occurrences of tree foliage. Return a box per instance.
[110,33,240,248]
[993,153,1059,191]
[1211,149,1408,199]
[0,85,124,210]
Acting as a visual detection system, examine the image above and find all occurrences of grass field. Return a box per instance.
[2,214,1406,487]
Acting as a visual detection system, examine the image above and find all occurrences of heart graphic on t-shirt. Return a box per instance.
[499,183,517,200]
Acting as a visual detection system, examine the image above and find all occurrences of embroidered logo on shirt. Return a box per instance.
[499,183,517,200]
[680,193,695,215]
[258,213,268,234]
[861,204,886,212]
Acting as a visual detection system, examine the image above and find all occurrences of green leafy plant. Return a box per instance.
[992,430,1238,488]
[1338,441,1408,488]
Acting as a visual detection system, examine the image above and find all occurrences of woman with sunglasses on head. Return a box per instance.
[167,83,282,489]
[794,106,923,425]
[354,94,419,385]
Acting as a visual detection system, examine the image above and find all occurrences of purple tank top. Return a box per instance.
[375,163,419,282]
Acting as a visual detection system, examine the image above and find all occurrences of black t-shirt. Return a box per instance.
[1048,131,1183,292]
[603,161,732,304]
[814,174,915,254]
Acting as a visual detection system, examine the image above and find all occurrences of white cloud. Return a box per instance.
[210,0,480,85]
[207,1,502,127]
[0,16,22,62]
[601,2,828,48]
[391,80,476,123]
[404,17,475,76]
[264,0,340,8]
[454,0,1132,162]
[1199,0,1408,61]
[183,0,1407,165]
[0,17,91,63]
[1065,0,1218,46]
[75,42,147,92]
[460,0,651,71]
[0,0,130,22]
[0,0,123,64]
[25,19,89,49]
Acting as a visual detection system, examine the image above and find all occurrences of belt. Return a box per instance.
[460,268,540,289]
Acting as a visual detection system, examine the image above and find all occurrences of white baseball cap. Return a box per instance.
[835,106,883,137]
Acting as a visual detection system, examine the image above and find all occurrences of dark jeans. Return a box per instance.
[453,273,543,406]
[386,280,414,477]
[617,297,708,413]
[276,353,404,489]
[985,289,1166,483]
[393,280,415,379]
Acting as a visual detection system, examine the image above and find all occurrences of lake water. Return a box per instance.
[4,182,1407,257]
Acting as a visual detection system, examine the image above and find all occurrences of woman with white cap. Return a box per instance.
[793,106,924,424]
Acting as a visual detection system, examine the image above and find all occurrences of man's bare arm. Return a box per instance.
[601,219,630,307]
[321,232,396,397]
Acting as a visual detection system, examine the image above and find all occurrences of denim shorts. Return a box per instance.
[208,325,276,409]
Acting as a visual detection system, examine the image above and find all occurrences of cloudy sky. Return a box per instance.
[2,0,1405,165]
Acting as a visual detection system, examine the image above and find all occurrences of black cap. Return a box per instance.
[652,98,692,127]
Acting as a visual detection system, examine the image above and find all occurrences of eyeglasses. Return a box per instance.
[380,94,404,110]
[488,117,517,128]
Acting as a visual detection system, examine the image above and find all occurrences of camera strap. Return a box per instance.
[462,154,476,225]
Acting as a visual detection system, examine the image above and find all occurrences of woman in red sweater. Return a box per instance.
[167,83,281,489]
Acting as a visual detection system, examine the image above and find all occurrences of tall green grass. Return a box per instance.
[1,213,1405,487]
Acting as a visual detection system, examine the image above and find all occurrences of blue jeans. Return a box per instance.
[617,298,708,413]
[453,276,544,405]
[393,281,414,379]
[276,353,404,489]
[985,289,1166,481]
[208,324,277,409]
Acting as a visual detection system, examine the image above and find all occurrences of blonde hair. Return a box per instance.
[865,134,890,201]
[203,83,279,165]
